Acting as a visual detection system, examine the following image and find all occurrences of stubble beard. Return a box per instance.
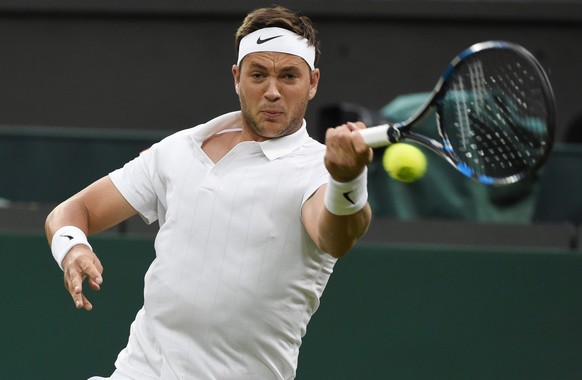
[240,96,309,140]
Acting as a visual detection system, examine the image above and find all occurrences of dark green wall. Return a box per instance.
[0,126,168,203]
[3,125,582,228]
[298,244,582,379]
[3,233,581,379]
[1,233,154,379]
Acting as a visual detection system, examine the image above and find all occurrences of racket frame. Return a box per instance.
[359,40,555,186]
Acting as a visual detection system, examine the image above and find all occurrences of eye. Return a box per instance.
[280,72,301,82]
[251,72,266,80]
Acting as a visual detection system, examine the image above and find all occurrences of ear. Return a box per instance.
[308,68,320,100]
[232,64,241,95]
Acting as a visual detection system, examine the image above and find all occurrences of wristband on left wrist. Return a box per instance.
[51,226,93,271]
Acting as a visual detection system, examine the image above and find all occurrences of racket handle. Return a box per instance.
[358,124,395,148]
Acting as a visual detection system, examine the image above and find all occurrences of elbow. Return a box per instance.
[327,246,351,259]
[320,233,361,259]
[45,209,57,243]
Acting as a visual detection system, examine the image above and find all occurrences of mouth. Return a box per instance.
[261,110,284,120]
[262,109,283,115]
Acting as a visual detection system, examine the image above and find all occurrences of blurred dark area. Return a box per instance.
[0,0,581,141]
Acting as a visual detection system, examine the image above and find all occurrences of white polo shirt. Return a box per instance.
[109,111,336,380]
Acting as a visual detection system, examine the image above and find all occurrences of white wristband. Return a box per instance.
[324,168,368,216]
[51,226,92,271]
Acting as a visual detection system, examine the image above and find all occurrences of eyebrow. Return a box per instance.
[246,61,304,73]
[247,62,269,71]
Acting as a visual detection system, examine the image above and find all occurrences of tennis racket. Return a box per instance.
[359,40,555,186]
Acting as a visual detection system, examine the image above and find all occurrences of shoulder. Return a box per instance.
[145,126,202,158]
[154,111,244,152]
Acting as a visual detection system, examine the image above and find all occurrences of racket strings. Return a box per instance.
[440,50,551,180]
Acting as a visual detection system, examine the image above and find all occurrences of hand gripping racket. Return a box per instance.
[359,41,556,186]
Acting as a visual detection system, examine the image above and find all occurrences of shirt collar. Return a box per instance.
[258,119,310,160]
[192,111,311,161]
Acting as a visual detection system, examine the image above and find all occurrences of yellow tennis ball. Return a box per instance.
[382,143,427,183]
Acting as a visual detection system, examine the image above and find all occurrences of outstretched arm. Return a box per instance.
[45,175,137,310]
[302,122,373,258]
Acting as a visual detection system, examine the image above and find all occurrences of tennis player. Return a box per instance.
[46,5,372,379]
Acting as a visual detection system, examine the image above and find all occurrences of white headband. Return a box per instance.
[237,27,316,70]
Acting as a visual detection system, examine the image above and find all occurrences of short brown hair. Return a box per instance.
[235,6,321,67]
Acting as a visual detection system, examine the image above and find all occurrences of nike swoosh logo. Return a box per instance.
[342,191,356,205]
[60,234,74,241]
[256,35,283,44]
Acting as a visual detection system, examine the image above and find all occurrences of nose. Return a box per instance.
[264,78,281,101]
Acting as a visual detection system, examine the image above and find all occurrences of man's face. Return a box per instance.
[232,52,320,141]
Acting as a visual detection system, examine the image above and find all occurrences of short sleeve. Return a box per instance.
[109,146,161,224]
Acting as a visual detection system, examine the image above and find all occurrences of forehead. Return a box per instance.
[241,52,310,71]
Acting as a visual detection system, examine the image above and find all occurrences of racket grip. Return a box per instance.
[357,124,392,148]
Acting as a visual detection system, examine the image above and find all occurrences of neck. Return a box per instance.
[201,130,244,164]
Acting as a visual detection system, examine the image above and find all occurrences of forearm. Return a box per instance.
[45,176,137,244]
[46,176,136,310]
[45,198,91,245]
[317,203,372,258]
[48,201,104,311]
[305,121,374,257]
